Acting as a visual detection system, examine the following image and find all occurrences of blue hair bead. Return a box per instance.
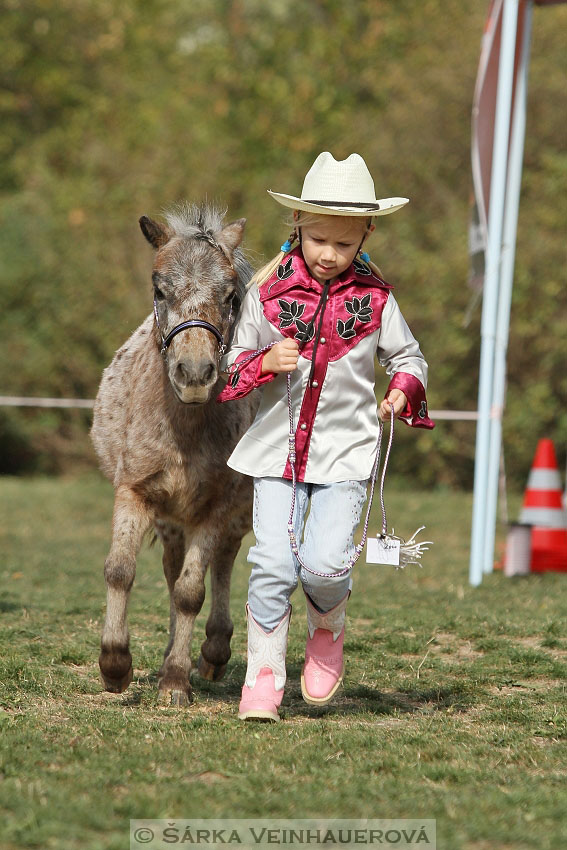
[360,251,370,263]
[280,239,293,252]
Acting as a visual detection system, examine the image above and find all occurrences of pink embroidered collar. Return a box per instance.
[259,247,393,303]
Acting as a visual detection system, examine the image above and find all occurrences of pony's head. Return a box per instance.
[140,204,251,404]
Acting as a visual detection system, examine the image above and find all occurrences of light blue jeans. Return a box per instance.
[247,476,368,632]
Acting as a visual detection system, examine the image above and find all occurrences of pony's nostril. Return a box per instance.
[174,363,190,387]
[201,362,216,384]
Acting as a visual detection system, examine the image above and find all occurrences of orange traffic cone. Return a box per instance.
[519,439,567,573]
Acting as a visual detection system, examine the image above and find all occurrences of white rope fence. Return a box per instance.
[0,396,478,420]
[0,396,95,409]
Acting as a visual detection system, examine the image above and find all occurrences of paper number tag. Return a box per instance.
[366,535,401,566]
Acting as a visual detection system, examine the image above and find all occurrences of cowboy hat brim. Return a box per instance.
[267,191,409,217]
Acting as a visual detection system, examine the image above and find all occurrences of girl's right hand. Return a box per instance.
[261,339,299,374]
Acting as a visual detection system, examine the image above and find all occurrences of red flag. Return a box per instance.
[469,0,502,292]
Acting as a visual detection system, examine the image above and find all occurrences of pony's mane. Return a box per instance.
[163,203,252,298]
[164,202,226,238]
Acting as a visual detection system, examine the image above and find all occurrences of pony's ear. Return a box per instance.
[139,216,171,249]
[215,218,246,253]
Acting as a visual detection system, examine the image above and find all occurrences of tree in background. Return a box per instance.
[0,0,565,484]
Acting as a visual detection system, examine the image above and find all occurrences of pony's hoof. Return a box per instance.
[99,647,133,693]
[197,654,227,682]
[100,665,133,694]
[158,687,193,707]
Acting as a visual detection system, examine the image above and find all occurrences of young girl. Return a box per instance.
[218,152,434,721]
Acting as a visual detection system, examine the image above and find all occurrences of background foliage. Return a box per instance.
[1,0,566,485]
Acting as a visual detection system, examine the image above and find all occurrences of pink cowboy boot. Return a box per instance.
[301,592,349,705]
[238,604,290,722]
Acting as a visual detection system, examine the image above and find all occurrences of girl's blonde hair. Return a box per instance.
[247,212,382,290]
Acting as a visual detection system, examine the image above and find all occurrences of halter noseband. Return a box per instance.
[153,298,228,357]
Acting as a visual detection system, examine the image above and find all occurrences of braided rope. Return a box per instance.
[378,403,395,536]
[226,342,278,384]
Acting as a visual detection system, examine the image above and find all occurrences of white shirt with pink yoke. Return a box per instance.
[217,247,434,484]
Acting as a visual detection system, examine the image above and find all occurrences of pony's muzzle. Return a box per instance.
[170,357,218,403]
[174,359,216,387]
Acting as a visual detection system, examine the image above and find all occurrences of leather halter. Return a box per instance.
[153,298,227,357]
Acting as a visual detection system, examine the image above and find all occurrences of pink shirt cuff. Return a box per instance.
[217,351,276,402]
[386,373,435,429]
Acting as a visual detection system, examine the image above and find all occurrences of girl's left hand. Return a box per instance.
[379,389,407,421]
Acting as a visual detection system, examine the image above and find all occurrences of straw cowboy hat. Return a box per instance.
[268,152,409,217]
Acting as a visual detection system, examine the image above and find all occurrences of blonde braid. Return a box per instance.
[366,258,384,278]
[358,218,385,278]
[245,229,297,291]
[245,251,286,291]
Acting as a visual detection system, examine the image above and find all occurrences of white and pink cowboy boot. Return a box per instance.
[301,592,349,705]
[238,604,290,722]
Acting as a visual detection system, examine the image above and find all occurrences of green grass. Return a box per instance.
[0,473,565,850]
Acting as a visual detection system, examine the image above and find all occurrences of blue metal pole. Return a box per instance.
[483,1,534,573]
[469,0,520,586]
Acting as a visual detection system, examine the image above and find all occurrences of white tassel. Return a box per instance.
[390,526,434,569]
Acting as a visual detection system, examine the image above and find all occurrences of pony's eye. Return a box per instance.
[224,289,236,305]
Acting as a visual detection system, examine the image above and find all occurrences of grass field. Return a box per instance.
[0,473,565,850]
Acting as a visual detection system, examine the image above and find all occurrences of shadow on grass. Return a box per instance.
[119,690,144,706]
[90,663,475,719]
[281,682,474,720]
[185,659,476,720]
[0,598,21,613]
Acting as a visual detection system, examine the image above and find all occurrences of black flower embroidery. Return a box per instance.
[418,401,427,419]
[276,257,295,280]
[345,293,373,324]
[337,293,374,340]
[229,368,240,388]
[278,299,305,329]
[294,319,315,343]
[353,258,372,276]
[337,316,357,340]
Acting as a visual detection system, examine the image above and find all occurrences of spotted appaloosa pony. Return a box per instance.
[91,204,258,705]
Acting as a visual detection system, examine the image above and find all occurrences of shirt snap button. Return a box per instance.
[311,380,319,388]
[300,423,307,430]
[320,337,326,344]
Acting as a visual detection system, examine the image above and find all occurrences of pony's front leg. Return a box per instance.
[197,535,241,682]
[158,530,210,706]
[99,485,152,693]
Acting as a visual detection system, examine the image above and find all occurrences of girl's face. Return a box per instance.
[298,216,373,285]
